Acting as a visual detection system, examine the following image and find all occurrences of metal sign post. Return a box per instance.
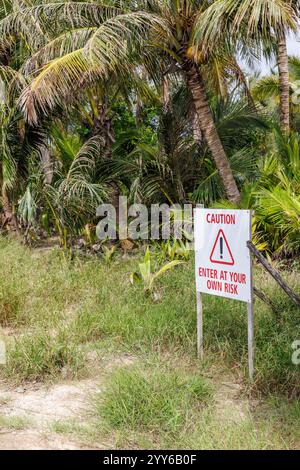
[196,291,203,359]
[247,302,254,381]
[194,208,254,380]
[247,210,254,381]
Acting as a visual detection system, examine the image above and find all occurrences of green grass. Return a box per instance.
[167,413,288,450]
[0,415,30,431]
[4,330,85,383]
[96,366,212,435]
[50,418,92,438]
[0,237,300,448]
[92,365,300,449]
[0,236,299,395]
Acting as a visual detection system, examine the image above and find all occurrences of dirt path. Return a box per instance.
[214,374,251,423]
[0,360,253,450]
[0,378,100,449]
[0,431,92,450]
[0,354,136,450]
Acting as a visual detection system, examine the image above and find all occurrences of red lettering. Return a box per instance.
[199,268,218,279]
[207,280,223,292]
[224,283,238,295]
[206,214,236,225]
[229,272,246,284]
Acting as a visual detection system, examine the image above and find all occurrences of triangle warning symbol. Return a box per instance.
[210,229,234,266]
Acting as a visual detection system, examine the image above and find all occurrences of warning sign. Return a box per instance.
[194,209,252,303]
[210,229,234,266]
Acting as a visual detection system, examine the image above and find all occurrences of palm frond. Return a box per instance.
[194,0,297,50]
[252,75,280,102]
[18,10,167,123]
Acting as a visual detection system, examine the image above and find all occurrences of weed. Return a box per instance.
[0,415,30,431]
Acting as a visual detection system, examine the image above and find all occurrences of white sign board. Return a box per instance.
[194,208,252,303]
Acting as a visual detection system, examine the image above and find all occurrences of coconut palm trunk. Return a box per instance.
[162,76,170,111]
[40,145,53,184]
[192,105,202,144]
[1,186,19,234]
[277,31,290,133]
[91,100,120,220]
[233,59,257,111]
[184,62,240,204]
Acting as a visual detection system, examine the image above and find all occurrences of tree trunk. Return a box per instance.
[184,63,240,204]
[136,94,144,125]
[162,76,170,111]
[191,104,202,144]
[91,99,120,220]
[233,60,257,111]
[277,31,290,133]
[40,144,53,185]
[91,99,116,152]
[1,186,19,235]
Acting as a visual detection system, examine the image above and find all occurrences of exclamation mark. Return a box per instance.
[220,236,223,259]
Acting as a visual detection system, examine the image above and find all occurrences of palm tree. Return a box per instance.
[277,27,290,133]
[277,1,299,133]
[0,0,242,203]
[196,0,298,133]
[252,56,300,132]
[99,88,267,206]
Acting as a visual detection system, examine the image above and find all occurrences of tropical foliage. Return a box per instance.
[0,0,299,259]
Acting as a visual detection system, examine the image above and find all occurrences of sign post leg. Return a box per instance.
[247,210,254,382]
[247,301,254,381]
[196,292,203,359]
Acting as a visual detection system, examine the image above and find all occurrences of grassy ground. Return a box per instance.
[0,236,300,449]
